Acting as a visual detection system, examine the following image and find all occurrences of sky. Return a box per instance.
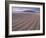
[12,7,40,13]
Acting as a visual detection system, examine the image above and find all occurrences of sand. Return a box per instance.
[12,13,40,31]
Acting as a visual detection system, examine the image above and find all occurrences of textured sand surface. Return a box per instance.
[12,13,40,31]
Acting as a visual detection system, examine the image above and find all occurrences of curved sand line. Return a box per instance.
[12,13,40,31]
